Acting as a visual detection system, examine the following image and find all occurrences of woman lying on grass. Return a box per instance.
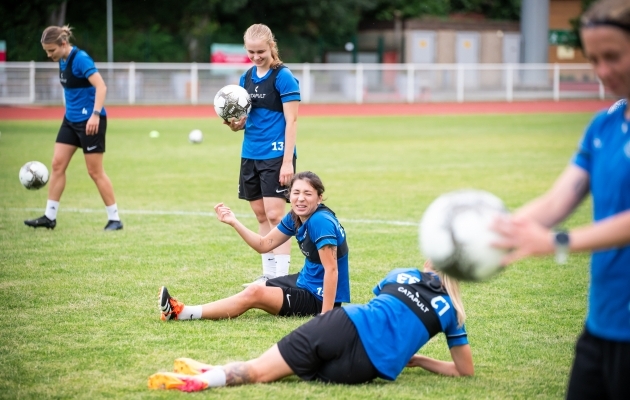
[149,260,473,391]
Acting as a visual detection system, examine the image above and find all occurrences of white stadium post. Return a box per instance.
[506,63,513,103]
[355,63,364,104]
[457,64,464,103]
[128,62,135,105]
[406,63,414,104]
[553,63,560,102]
[190,62,198,105]
[29,61,36,104]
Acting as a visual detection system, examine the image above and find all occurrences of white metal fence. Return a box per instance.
[0,61,608,105]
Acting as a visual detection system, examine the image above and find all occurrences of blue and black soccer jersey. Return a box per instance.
[58,47,106,122]
[343,268,468,380]
[276,205,350,303]
[572,99,630,342]
[239,66,300,160]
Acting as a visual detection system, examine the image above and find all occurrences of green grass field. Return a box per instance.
[0,112,594,399]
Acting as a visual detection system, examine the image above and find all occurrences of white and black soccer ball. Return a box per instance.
[188,129,203,144]
[19,161,49,190]
[419,189,509,281]
[213,84,251,123]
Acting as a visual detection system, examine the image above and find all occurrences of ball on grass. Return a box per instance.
[188,129,203,144]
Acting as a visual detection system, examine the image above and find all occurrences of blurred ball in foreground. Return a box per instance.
[420,189,509,281]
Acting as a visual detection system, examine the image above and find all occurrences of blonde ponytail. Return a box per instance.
[424,260,467,328]
[41,24,73,45]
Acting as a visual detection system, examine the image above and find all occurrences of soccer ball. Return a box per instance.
[213,84,251,123]
[19,161,49,190]
[419,189,509,281]
[188,129,203,144]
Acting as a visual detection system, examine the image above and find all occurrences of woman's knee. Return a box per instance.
[87,167,105,181]
[249,201,268,223]
[253,211,269,224]
[264,207,284,224]
[51,155,69,173]
[239,285,266,304]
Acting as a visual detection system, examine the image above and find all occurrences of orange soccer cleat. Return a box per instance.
[174,357,214,375]
[159,286,184,321]
[147,372,208,392]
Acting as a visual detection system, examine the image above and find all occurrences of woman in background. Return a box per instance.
[25,25,122,231]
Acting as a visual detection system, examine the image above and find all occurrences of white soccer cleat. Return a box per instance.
[242,275,271,288]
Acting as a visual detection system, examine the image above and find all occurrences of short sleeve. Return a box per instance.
[372,268,421,296]
[307,213,339,250]
[239,71,247,88]
[72,51,98,79]
[445,324,469,348]
[275,68,300,103]
[572,112,604,174]
[277,213,296,236]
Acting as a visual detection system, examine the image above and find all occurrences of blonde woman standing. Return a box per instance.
[25,25,122,231]
[225,24,300,286]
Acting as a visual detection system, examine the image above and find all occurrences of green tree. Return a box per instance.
[0,0,68,61]
[449,0,521,20]
[365,0,449,21]
[1,0,522,62]
[364,0,520,21]
[569,0,598,49]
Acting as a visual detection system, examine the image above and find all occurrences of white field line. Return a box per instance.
[11,207,419,227]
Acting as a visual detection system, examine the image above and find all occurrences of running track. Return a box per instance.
[0,100,614,120]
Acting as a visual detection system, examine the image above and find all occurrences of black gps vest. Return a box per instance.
[244,65,285,113]
[297,205,349,265]
[380,272,448,338]
[59,48,92,89]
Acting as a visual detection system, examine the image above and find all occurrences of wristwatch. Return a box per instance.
[92,110,101,116]
[553,230,570,264]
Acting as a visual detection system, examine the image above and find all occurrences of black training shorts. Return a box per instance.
[56,115,107,153]
[266,274,340,317]
[566,328,630,400]
[277,307,379,384]
[238,155,296,201]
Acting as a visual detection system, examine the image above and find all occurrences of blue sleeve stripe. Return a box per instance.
[446,333,468,339]
[278,220,294,235]
[314,235,337,244]
[281,96,300,103]
[280,91,300,97]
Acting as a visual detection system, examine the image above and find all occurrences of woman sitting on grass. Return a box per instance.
[159,171,350,321]
[149,260,472,391]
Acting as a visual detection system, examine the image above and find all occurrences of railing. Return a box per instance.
[0,61,608,105]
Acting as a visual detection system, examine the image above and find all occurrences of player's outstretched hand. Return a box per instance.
[492,215,554,266]
[214,203,237,226]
